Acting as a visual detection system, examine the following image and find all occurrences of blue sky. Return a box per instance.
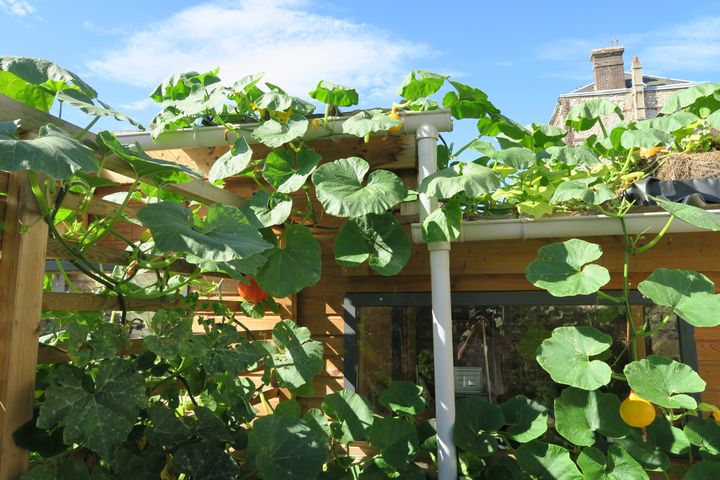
[3,0,720,148]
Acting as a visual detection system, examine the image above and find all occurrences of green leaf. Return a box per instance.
[172,440,240,480]
[138,202,272,264]
[255,224,321,297]
[0,122,99,179]
[150,69,220,102]
[637,111,700,132]
[491,147,536,169]
[368,417,419,469]
[267,320,324,390]
[398,70,447,101]
[308,80,358,107]
[322,390,374,443]
[203,341,265,375]
[624,355,705,409]
[565,99,623,131]
[21,459,91,480]
[55,312,126,367]
[262,148,321,193]
[554,387,629,446]
[577,445,649,480]
[516,441,583,480]
[378,382,426,416]
[550,177,615,205]
[621,128,674,149]
[241,190,292,228]
[526,239,610,297]
[312,157,407,217]
[97,131,196,184]
[653,196,720,232]
[613,430,670,471]
[208,137,252,182]
[454,397,504,457]
[110,446,166,479]
[334,213,410,276]
[252,114,308,148]
[421,200,462,242]
[255,91,314,115]
[684,418,720,459]
[647,416,690,455]
[147,404,193,447]
[536,326,613,390]
[500,395,548,443]
[54,89,143,128]
[442,80,499,119]
[303,408,331,442]
[661,82,720,114]
[684,462,720,480]
[342,109,401,137]
[418,163,500,199]
[638,268,720,327]
[0,56,97,111]
[545,145,601,167]
[37,359,147,460]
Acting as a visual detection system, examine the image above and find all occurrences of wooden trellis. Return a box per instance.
[0,94,285,478]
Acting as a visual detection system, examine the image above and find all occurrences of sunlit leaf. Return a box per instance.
[536,326,613,390]
[624,355,706,409]
[308,81,358,107]
[398,70,447,101]
[208,137,253,182]
[334,213,410,275]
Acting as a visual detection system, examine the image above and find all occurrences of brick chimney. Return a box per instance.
[589,46,626,91]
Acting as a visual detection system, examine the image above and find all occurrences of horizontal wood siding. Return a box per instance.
[294,230,720,405]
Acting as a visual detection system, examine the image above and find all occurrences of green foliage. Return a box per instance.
[312,157,407,217]
[500,395,548,443]
[248,415,327,480]
[0,122,99,179]
[526,239,610,297]
[334,213,410,275]
[624,355,706,409]
[536,326,613,390]
[553,387,628,446]
[11,56,720,480]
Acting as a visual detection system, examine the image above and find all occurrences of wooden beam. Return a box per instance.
[0,94,243,207]
[0,172,49,478]
[41,292,244,313]
[45,238,200,276]
[60,192,141,219]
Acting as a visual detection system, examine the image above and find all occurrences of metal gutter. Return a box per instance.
[114,109,453,150]
[411,209,720,243]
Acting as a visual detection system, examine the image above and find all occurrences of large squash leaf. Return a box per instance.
[334,212,410,276]
[624,355,706,409]
[255,224,321,297]
[516,441,583,480]
[138,202,272,264]
[554,387,629,446]
[536,326,613,390]
[262,147,321,193]
[267,320,324,391]
[322,390,374,443]
[418,162,500,199]
[312,157,407,217]
[37,359,147,460]
[247,416,327,480]
[454,397,504,457]
[526,239,610,297]
[0,122,99,179]
[638,268,720,327]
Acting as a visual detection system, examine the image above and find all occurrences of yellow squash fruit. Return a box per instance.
[619,390,656,428]
[387,105,403,133]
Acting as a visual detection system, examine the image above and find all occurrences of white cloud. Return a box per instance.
[87,0,433,103]
[118,98,155,111]
[535,17,720,80]
[0,0,35,16]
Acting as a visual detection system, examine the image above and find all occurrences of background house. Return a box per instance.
[550,46,703,144]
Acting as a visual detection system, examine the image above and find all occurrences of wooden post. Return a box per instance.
[0,172,49,479]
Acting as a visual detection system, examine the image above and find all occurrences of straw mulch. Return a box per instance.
[653,151,720,180]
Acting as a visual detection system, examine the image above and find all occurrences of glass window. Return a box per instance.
[352,294,688,412]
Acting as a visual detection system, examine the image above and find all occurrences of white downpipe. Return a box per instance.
[410,209,720,243]
[417,124,457,480]
[114,110,453,150]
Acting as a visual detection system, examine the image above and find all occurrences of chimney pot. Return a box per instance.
[590,46,626,91]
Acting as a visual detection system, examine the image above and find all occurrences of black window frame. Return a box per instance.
[343,290,698,391]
